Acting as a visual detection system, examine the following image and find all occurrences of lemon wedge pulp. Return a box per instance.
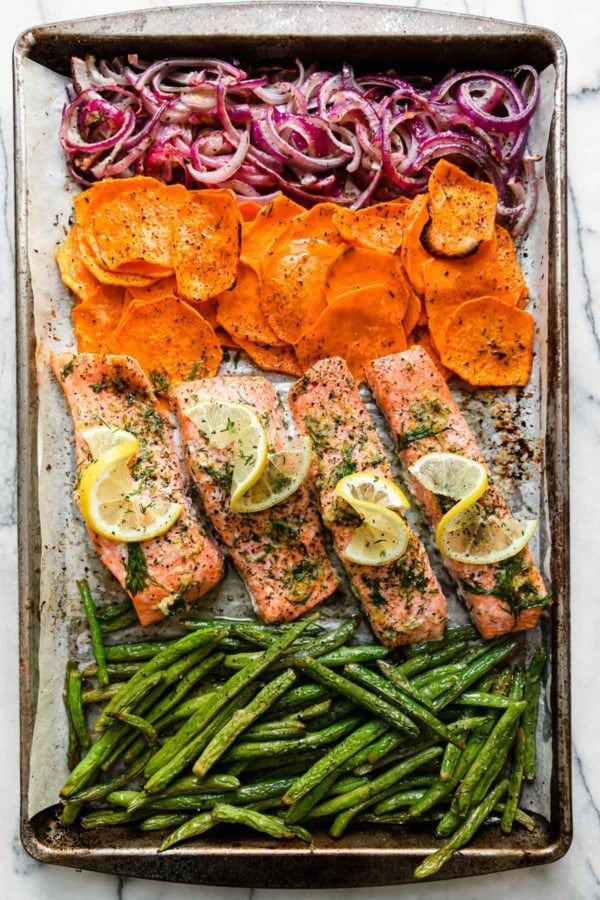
[232,436,312,513]
[335,471,411,566]
[185,400,268,507]
[80,425,139,460]
[78,438,183,542]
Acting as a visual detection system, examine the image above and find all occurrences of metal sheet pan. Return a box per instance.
[14,1,570,887]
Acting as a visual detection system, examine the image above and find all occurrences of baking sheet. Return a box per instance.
[24,54,555,820]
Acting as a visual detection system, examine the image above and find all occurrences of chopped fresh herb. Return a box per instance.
[330,446,357,485]
[284,558,322,603]
[393,561,428,593]
[150,371,171,394]
[268,517,302,544]
[362,576,387,607]
[186,360,201,381]
[142,407,164,435]
[201,463,233,492]
[397,423,450,451]
[239,450,255,466]
[125,543,149,595]
[221,418,236,435]
[291,559,321,583]
[270,469,292,493]
[463,552,552,615]
[60,360,75,380]
[304,415,330,458]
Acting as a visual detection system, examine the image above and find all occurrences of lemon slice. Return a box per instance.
[80,425,137,460]
[409,452,488,516]
[231,436,312,513]
[335,472,411,565]
[436,502,537,565]
[78,439,183,542]
[186,400,268,507]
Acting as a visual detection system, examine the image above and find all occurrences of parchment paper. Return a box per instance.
[24,56,556,819]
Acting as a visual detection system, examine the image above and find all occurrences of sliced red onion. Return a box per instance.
[62,54,540,230]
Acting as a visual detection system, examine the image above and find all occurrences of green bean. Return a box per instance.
[330,774,369,795]
[305,696,357,731]
[501,726,525,833]
[63,662,81,770]
[242,720,306,740]
[522,648,546,780]
[104,640,174,662]
[193,669,297,777]
[412,664,466,689]
[122,652,224,763]
[452,701,526,816]
[455,692,520,709]
[100,610,138,633]
[145,614,317,777]
[315,646,389,667]
[432,640,520,711]
[70,753,151,803]
[414,779,508,879]
[333,788,428,834]
[78,580,109,686]
[224,714,363,761]
[380,668,430,706]
[139,813,189,832]
[268,684,330,715]
[496,801,535,832]
[293,699,333,722]
[100,645,221,772]
[440,741,461,782]
[60,801,83,826]
[95,600,134,622]
[156,692,217,730]
[211,803,311,843]
[312,746,443,817]
[82,809,145,828]
[144,684,259,793]
[96,627,227,731]
[160,811,216,850]
[60,670,166,797]
[352,663,461,747]
[153,774,241,798]
[245,751,324,779]
[108,710,160,750]
[297,658,418,737]
[284,766,343,825]
[284,718,389,805]
[82,662,142,680]
[395,641,469,677]
[224,619,361,671]
[402,626,477,659]
[359,811,444,826]
[66,661,90,750]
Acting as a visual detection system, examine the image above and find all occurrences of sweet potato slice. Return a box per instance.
[238,200,263,222]
[332,198,412,253]
[235,335,301,375]
[439,296,534,387]
[216,262,284,347]
[56,225,100,302]
[127,276,179,302]
[113,295,222,384]
[421,161,497,259]
[402,286,423,338]
[261,203,345,344]
[72,285,126,353]
[400,194,432,296]
[172,189,241,302]
[295,284,407,382]
[241,194,305,275]
[79,234,157,287]
[424,225,523,353]
[325,246,409,317]
[74,177,186,272]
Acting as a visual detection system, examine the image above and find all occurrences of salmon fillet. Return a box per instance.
[288,357,447,646]
[52,352,224,625]
[172,375,339,623]
[366,346,547,639]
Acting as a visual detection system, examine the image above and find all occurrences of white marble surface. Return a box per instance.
[1,0,598,896]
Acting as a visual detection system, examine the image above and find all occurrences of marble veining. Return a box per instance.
[2,0,599,897]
